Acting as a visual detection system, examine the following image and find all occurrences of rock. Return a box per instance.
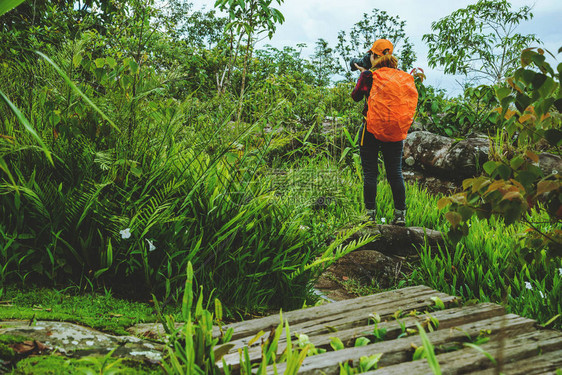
[403,170,462,195]
[0,321,164,362]
[327,250,400,285]
[345,224,445,257]
[315,250,403,301]
[404,131,489,180]
[538,152,562,176]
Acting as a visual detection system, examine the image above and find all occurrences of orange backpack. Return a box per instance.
[365,67,418,142]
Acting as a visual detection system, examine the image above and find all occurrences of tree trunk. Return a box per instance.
[236,32,253,123]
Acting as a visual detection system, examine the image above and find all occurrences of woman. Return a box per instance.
[351,39,410,226]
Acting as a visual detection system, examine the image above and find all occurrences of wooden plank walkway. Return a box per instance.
[218,285,562,374]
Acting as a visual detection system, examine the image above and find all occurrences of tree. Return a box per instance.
[423,0,540,83]
[311,38,337,87]
[164,0,227,50]
[335,9,416,81]
[214,0,285,121]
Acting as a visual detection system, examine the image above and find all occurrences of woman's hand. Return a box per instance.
[354,63,366,72]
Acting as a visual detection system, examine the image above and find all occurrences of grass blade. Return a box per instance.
[0,0,25,17]
[35,51,119,132]
[0,89,53,165]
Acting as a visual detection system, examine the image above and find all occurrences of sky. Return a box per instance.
[188,0,561,96]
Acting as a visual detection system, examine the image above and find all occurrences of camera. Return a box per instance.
[350,53,372,71]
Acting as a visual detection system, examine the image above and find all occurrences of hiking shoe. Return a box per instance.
[391,209,406,226]
[366,209,377,222]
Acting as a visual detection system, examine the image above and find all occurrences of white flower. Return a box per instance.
[119,228,131,239]
[380,218,386,224]
[524,281,533,290]
[539,291,545,298]
[559,268,562,277]
[552,169,558,175]
[146,239,156,252]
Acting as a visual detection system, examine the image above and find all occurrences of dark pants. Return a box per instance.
[359,125,406,211]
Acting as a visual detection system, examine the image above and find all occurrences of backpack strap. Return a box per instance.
[360,117,367,146]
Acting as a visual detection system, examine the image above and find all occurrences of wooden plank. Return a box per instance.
[268,314,536,375]
[223,285,442,340]
[470,349,562,375]
[221,303,505,369]
[369,329,562,375]
[226,289,455,350]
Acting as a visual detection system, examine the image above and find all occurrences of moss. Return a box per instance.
[0,342,15,361]
[0,334,30,361]
[0,334,30,345]
[11,354,163,374]
[0,287,178,336]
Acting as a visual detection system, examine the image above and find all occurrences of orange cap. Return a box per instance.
[370,39,393,56]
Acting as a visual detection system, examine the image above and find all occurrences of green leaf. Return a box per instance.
[73,53,83,68]
[36,51,119,132]
[106,57,117,69]
[0,157,16,187]
[355,337,371,347]
[496,164,512,180]
[515,92,532,112]
[0,90,53,165]
[360,353,382,371]
[458,206,474,221]
[504,201,524,225]
[494,86,511,101]
[531,73,547,89]
[431,296,446,310]
[214,343,235,362]
[510,156,525,171]
[329,337,344,351]
[412,346,425,361]
[416,323,441,375]
[515,171,538,192]
[94,58,105,68]
[128,60,139,74]
[483,161,497,175]
[553,98,562,113]
[214,298,223,321]
[538,77,556,97]
[544,129,562,147]
[0,0,25,17]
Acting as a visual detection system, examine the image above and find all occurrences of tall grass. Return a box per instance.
[0,38,368,315]
[411,212,562,329]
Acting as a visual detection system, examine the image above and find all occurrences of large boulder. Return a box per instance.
[403,131,490,180]
[0,321,164,362]
[403,130,562,181]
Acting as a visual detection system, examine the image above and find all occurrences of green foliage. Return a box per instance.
[160,262,311,375]
[440,47,561,255]
[415,80,500,137]
[423,0,540,83]
[338,353,382,374]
